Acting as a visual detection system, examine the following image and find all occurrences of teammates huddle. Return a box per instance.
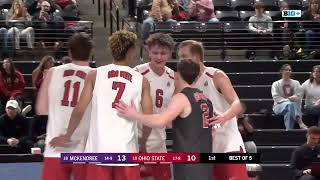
[37,31,248,180]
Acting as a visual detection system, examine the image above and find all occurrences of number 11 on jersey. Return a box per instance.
[61,80,81,107]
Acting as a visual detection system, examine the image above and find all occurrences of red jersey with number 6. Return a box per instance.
[134,63,175,152]
[45,63,93,158]
[85,64,143,163]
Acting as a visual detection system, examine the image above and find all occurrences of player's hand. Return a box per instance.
[49,134,71,148]
[208,113,227,127]
[303,169,311,175]
[115,100,138,120]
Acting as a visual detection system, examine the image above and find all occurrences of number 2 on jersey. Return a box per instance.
[201,103,209,128]
[112,81,126,108]
[61,80,81,107]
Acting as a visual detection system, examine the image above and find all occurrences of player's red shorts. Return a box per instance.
[41,157,86,180]
[86,164,140,180]
[140,164,171,180]
[213,147,248,180]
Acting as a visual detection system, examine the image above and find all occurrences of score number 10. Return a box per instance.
[187,155,197,162]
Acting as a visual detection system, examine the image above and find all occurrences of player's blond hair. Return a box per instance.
[108,30,137,61]
[178,40,204,62]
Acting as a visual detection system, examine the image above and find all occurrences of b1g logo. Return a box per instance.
[282,10,302,18]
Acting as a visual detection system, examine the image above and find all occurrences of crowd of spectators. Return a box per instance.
[272,64,320,130]
[142,0,218,41]
[140,0,320,60]
[0,0,83,153]
[0,54,71,153]
[0,0,80,57]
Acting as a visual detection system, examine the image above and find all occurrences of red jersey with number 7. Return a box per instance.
[45,63,93,158]
[85,64,143,164]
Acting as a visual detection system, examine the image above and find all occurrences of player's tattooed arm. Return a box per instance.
[116,93,189,128]
[140,77,153,152]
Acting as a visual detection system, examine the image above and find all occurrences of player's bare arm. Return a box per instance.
[139,78,153,151]
[116,93,190,128]
[36,68,54,115]
[49,70,96,147]
[210,70,242,126]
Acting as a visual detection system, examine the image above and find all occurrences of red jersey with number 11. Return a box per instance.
[85,64,143,161]
[45,63,92,158]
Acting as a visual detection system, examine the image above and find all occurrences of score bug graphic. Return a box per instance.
[282,10,302,18]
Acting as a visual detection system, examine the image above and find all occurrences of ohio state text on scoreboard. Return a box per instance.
[61,153,260,164]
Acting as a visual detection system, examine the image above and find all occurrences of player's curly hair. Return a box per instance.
[146,33,175,50]
[109,30,137,61]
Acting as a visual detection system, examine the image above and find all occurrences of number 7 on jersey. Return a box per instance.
[112,81,126,108]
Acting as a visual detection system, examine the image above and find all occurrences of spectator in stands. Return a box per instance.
[56,0,80,22]
[0,58,25,109]
[290,126,320,180]
[237,102,257,153]
[247,2,275,60]
[0,28,8,55]
[141,0,178,41]
[32,55,55,90]
[271,64,307,130]
[273,1,299,59]
[61,56,72,64]
[54,0,77,9]
[188,0,218,22]
[301,65,320,125]
[301,0,320,56]
[32,0,64,51]
[25,0,61,16]
[6,0,34,49]
[179,0,191,12]
[0,100,33,153]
